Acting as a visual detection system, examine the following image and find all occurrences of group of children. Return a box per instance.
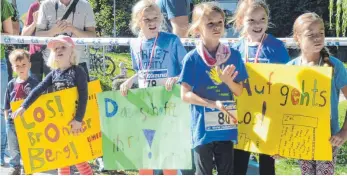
[1,0,347,175]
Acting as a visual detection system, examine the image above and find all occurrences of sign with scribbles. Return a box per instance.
[235,63,333,161]
[11,81,103,174]
[97,85,192,170]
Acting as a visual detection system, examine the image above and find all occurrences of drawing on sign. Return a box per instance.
[143,129,156,159]
[278,114,318,159]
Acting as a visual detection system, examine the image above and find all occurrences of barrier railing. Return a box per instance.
[1,35,347,47]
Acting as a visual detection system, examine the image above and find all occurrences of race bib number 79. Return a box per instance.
[138,69,168,88]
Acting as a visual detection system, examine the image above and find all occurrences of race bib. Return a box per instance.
[247,57,270,63]
[204,101,238,131]
[138,69,168,88]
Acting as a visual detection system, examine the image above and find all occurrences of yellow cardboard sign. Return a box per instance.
[235,63,333,161]
[11,80,103,174]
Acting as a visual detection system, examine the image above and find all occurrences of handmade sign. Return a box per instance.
[12,80,103,174]
[235,63,333,161]
[97,85,192,170]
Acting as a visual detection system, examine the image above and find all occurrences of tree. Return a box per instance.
[329,0,347,36]
[266,0,331,37]
[89,0,136,37]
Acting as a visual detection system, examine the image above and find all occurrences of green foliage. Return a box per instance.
[89,0,136,37]
[329,0,347,36]
[265,0,331,37]
[336,0,342,36]
[330,0,334,29]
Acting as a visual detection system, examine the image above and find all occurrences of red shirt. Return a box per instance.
[26,2,42,54]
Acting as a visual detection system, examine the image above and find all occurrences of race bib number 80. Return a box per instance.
[204,101,237,131]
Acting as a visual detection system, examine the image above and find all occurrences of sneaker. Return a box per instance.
[8,166,21,175]
[0,159,4,166]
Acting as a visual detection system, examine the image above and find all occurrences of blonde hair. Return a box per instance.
[189,2,225,37]
[293,12,324,45]
[293,12,333,68]
[46,47,79,69]
[130,0,163,35]
[231,0,270,34]
[9,49,30,64]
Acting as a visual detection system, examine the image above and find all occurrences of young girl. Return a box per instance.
[120,0,187,174]
[231,0,290,174]
[288,12,347,175]
[179,2,248,174]
[12,35,93,175]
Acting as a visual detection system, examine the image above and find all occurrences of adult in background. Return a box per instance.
[22,0,47,81]
[0,0,14,166]
[35,0,97,80]
[5,1,20,81]
[156,0,191,38]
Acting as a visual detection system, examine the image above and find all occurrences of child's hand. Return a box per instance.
[330,130,347,147]
[12,107,26,119]
[215,100,238,124]
[120,79,133,96]
[69,119,82,136]
[216,65,239,84]
[165,77,178,91]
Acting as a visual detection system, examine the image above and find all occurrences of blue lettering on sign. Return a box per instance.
[105,98,118,118]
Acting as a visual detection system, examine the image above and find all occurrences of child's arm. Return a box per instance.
[330,86,347,147]
[120,73,138,96]
[330,60,347,147]
[21,73,53,109]
[218,51,249,96]
[73,67,88,122]
[216,65,243,96]
[12,73,53,118]
[181,82,217,109]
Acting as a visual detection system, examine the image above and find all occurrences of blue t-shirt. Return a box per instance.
[131,32,187,88]
[287,56,347,135]
[178,48,249,148]
[156,0,191,33]
[233,34,290,64]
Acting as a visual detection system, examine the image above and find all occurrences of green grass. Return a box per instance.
[89,52,133,91]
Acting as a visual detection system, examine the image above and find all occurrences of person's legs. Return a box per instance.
[213,141,234,175]
[139,169,154,175]
[7,120,21,174]
[0,59,8,166]
[58,167,71,175]
[29,53,44,82]
[233,149,251,175]
[259,154,275,175]
[75,162,93,175]
[193,143,214,175]
[299,159,316,175]
[5,52,12,81]
[162,169,177,175]
[0,113,6,166]
[179,149,195,175]
[315,147,338,175]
